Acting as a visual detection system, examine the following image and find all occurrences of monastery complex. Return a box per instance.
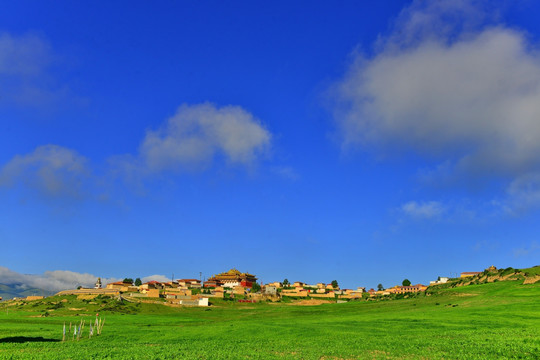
[44,266,498,306]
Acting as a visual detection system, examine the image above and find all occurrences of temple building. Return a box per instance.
[204,268,257,288]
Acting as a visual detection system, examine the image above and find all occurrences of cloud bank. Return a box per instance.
[0,266,120,293]
[0,103,272,199]
[0,267,174,293]
[334,0,540,180]
[0,144,89,197]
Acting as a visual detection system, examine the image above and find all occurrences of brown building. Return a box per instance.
[177,279,202,288]
[203,280,219,288]
[140,280,163,290]
[146,289,160,298]
[106,281,133,292]
[266,281,282,288]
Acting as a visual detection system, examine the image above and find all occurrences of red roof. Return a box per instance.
[145,280,162,284]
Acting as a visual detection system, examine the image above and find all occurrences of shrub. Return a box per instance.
[501,267,515,276]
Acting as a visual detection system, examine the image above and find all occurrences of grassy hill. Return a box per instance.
[426,265,540,291]
[0,271,539,359]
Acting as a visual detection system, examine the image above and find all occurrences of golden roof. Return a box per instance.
[209,268,257,280]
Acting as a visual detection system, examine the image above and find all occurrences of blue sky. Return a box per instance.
[1,0,540,290]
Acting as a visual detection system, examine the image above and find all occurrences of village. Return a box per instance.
[13,267,494,307]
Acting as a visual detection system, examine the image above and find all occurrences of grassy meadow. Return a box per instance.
[0,278,539,359]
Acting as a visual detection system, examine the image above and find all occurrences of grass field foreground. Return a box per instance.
[0,277,539,359]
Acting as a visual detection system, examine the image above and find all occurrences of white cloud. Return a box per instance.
[0,266,120,292]
[0,144,89,197]
[142,103,271,170]
[334,0,540,179]
[513,241,540,258]
[112,102,272,176]
[401,201,445,219]
[501,172,540,214]
[0,32,74,107]
[141,275,171,283]
[0,32,52,76]
[271,166,300,181]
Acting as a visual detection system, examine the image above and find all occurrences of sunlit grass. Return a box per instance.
[1,279,539,359]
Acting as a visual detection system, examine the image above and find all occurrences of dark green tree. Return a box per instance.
[123,278,134,284]
[331,280,339,289]
[283,279,289,286]
[377,283,384,291]
[251,282,261,293]
[134,278,142,286]
[402,279,411,286]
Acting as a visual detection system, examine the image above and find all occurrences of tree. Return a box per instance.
[251,282,261,293]
[123,278,134,284]
[283,279,289,286]
[402,279,411,286]
[331,280,339,289]
[377,283,384,291]
[135,278,142,286]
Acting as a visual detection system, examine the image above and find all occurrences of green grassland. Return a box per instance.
[1,273,539,359]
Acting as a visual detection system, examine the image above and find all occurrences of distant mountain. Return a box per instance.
[0,283,53,300]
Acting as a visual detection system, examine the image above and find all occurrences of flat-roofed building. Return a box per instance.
[460,272,482,278]
[386,284,427,294]
[106,281,132,292]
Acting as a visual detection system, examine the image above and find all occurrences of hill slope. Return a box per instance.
[1,276,539,359]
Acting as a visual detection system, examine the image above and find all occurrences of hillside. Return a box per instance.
[0,273,539,359]
[426,265,540,292]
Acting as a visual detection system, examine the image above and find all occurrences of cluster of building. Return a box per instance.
[264,281,366,299]
[16,266,497,305]
[99,267,437,303]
